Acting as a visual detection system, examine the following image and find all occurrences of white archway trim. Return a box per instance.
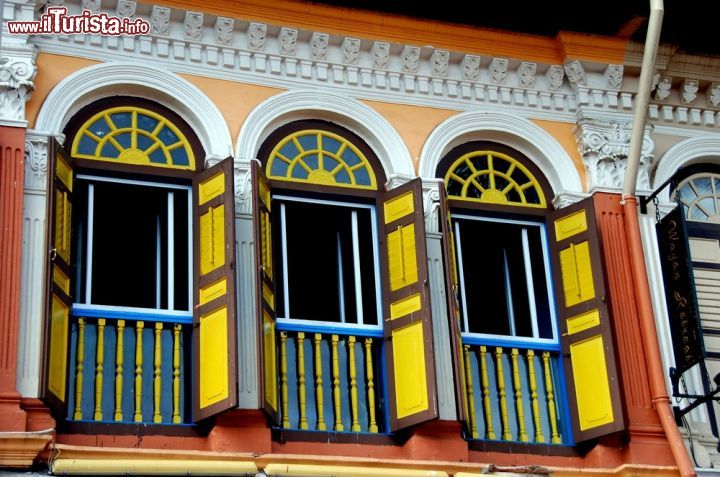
[235,89,414,179]
[34,62,233,160]
[654,136,720,201]
[418,110,583,196]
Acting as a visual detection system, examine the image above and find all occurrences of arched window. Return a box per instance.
[254,120,436,436]
[436,141,623,447]
[674,171,720,223]
[41,98,238,428]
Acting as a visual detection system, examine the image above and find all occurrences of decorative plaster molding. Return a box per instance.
[279,28,297,56]
[311,32,329,60]
[418,110,583,196]
[235,90,414,180]
[553,191,588,209]
[655,76,672,101]
[0,44,37,123]
[233,160,253,215]
[681,79,699,105]
[184,11,203,41]
[116,0,136,18]
[342,38,360,66]
[490,58,508,84]
[519,62,536,88]
[216,17,234,46]
[564,60,585,86]
[151,6,170,36]
[432,50,450,77]
[605,64,623,90]
[248,23,267,51]
[372,42,389,70]
[462,55,480,81]
[34,62,233,159]
[422,179,442,233]
[708,83,720,108]
[546,65,564,91]
[402,46,420,74]
[81,0,100,13]
[24,132,50,192]
[575,118,654,192]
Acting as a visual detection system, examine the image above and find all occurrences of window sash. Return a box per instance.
[453,213,559,345]
[74,174,193,314]
[274,194,382,331]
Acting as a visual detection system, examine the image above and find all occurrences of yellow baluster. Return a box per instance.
[527,350,543,442]
[297,332,308,430]
[280,331,289,428]
[349,336,361,432]
[463,345,479,439]
[172,324,181,424]
[134,321,144,422]
[527,349,545,442]
[94,318,106,421]
[332,334,343,431]
[73,318,85,420]
[314,333,326,430]
[495,347,512,441]
[114,320,125,421]
[365,338,378,433]
[542,352,561,444]
[153,322,162,423]
[511,348,528,442]
[479,346,495,440]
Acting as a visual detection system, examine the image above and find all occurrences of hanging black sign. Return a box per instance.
[656,205,705,376]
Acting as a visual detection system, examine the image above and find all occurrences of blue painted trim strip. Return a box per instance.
[71,305,193,324]
[276,321,384,338]
[460,335,561,352]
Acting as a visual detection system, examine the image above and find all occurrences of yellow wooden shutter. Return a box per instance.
[438,187,469,430]
[40,140,74,414]
[380,178,438,431]
[192,157,238,420]
[549,197,624,442]
[252,161,279,424]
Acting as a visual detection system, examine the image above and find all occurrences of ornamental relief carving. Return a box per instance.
[151,6,170,36]
[215,17,234,45]
[24,135,49,192]
[233,163,253,215]
[402,46,420,74]
[311,32,329,60]
[462,55,480,81]
[280,28,298,56]
[248,23,267,51]
[0,56,36,122]
[576,120,654,191]
[372,42,390,69]
[184,12,203,41]
[432,50,449,77]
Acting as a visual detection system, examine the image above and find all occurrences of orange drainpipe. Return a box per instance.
[621,1,695,475]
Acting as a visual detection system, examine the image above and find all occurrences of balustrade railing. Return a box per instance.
[276,325,383,433]
[67,314,189,424]
[462,341,567,444]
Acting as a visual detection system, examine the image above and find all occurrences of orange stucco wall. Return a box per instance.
[531,119,587,191]
[178,74,283,146]
[25,53,100,130]
[361,100,456,172]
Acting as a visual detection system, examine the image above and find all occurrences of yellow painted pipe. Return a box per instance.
[263,464,448,477]
[50,458,257,476]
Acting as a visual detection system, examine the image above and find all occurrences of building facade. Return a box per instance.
[1,0,718,475]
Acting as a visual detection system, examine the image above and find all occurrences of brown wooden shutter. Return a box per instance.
[438,187,469,430]
[379,178,438,431]
[252,161,279,424]
[40,139,75,415]
[548,197,624,442]
[192,157,238,420]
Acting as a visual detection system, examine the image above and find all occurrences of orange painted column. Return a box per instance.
[0,125,28,431]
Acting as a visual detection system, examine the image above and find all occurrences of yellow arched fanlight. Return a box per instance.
[71,106,196,171]
[266,129,377,190]
[444,150,546,208]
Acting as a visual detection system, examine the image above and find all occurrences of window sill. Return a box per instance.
[272,427,405,446]
[59,419,206,437]
[467,438,578,456]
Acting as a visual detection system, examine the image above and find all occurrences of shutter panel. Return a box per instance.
[548,197,624,442]
[380,178,438,431]
[252,161,279,424]
[438,187,469,428]
[192,157,238,420]
[40,140,74,414]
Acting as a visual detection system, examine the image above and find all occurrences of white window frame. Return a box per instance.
[72,173,193,322]
[453,213,559,348]
[274,194,383,334]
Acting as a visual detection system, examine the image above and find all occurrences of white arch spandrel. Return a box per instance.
[34,62,233,160]
[418,110,583,196]
[235,89,414,180]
